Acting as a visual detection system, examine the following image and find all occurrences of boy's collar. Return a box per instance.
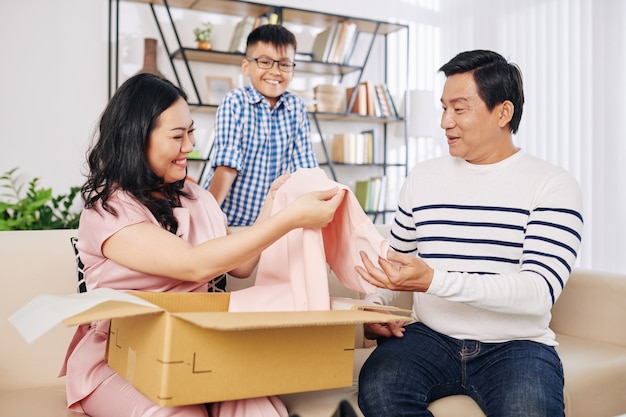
[245,86,293,110]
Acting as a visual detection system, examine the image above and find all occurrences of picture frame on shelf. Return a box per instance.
[206,76,233,105]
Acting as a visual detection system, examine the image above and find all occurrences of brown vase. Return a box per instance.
[197,40,213,50]
[136,38,166,79]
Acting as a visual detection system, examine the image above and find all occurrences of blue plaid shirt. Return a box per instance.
[203,86,318,226]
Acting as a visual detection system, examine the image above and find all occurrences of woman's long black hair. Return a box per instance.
[82,73,190,234]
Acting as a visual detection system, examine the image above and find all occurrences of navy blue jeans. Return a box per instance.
[358,322,564,417]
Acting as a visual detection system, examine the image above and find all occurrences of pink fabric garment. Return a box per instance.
[61,182,287,417]
[229,167,388,312]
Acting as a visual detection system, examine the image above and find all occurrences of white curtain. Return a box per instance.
[403,0,625,273]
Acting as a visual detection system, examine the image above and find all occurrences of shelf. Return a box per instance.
[187,103,218,113]
[327,162,406,168]
[111,0,410,224]
[185,104,404,124]
[171,48,363,76]
[123,0,273,18]
[122,0,407,35]
[172,48,245,66]
[365,209,395,215]
[312,112,404,123]
[282,7,406,35]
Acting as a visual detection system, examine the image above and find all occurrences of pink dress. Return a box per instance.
[60,182,287,417]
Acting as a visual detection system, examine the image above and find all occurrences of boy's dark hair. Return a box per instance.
[246,24,297,53]
[439,50,524,134]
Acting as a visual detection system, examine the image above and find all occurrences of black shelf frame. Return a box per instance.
[108,0,410,223]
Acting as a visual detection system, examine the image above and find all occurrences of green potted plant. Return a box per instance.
[0,167,81,231]
[193,22,213,50]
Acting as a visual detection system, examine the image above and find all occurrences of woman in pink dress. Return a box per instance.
[61,73,345,417]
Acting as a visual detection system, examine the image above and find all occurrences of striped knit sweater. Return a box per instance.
[367,150,583,345]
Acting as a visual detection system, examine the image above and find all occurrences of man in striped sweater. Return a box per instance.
[356,50,583,417]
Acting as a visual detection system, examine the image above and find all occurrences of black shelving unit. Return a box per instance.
[108,0,410,222]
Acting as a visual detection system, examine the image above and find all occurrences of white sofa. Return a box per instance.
[1,228,626,417]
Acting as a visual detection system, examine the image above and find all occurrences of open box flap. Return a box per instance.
[172,309,404,331]
[331,296,413,316]
[8,288,161,343]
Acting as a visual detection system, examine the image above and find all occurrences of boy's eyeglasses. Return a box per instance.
[246,57,296,73]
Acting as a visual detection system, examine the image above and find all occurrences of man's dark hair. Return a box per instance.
[439,50,524,134]
[246,24,297,53]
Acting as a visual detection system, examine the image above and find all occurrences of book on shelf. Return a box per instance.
[361,129,380,164]
[347,81,390,117]
[229,13,279,54]
[331,132,378,164]
[229,16,256,53]
[382,84,399,118]
[311,21,359,64]
[266,11,279,25]
[375,84,393,117]
[314,84,344,113]
[346,83,368,116]
[341,26,359,65]
[330,21,358,64]
[363,81,382,117]
[354,176,386,212]
[354,180,371,212]
[311,23,338,62]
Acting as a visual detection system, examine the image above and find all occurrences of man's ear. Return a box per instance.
[498,100,514,128]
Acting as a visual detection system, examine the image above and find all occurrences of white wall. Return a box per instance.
[0,0,109,193]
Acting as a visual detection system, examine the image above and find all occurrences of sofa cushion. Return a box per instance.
[556,333,626,417]
[551,269,626,346]
[0,385,86,416]
[0,230,79,391]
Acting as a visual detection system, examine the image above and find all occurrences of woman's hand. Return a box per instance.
[282,187,346,229]
[257,174,292,221]
[268,173,291,199]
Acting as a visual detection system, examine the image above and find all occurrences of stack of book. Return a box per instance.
[314,84,344,113]
[346,81,398,118]
[331,131,380,164]
[289,88,316,112]
[229,12,279,53]
[354,176,387,212]
[311,21,359,64]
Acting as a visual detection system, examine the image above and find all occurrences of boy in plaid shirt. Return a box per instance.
[203,24,318,226]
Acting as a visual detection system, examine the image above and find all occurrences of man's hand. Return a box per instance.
[364,321,406,340]
[356,249,434,293]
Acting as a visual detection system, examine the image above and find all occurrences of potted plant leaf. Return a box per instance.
[0,167,81,231]
[193,22,213,50]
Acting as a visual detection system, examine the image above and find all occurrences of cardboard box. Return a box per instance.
[54,290,404,406]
